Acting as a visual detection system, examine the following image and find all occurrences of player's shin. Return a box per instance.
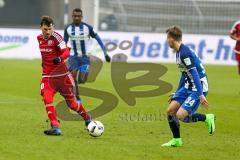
[45,105,60,128]
[43,92,60,128]
[182,113,206,123]
[66,98,91,122]
[73,78,81,102]
[77,103,91,122]
[167,114,180,138]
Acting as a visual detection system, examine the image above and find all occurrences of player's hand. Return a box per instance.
[168,92,175,103]
[53,57,62,64]
[200,95,209,109]
[105,54,111,62]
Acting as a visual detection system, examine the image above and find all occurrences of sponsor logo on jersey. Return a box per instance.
[48,40,53,46]
[40,48,53,52]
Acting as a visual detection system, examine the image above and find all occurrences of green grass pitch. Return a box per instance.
[0,59,239,160]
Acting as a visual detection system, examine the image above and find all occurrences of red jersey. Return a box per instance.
[230,21,240,53]
[37,31,70,77]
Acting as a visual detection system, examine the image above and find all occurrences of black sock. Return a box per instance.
[74,79,81,101]
[183,113,206,123]
[76,95,81,101]
[167,114,180,138]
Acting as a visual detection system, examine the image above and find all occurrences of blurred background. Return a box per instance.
[0,0,239,35]
[0,0,239,64]
[0,2,240,160]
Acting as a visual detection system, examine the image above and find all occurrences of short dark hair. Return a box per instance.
[72,8,82,14]
[166,26,182,41]
[40,16,54,26]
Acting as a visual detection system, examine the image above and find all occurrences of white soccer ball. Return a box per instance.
[87,121,104,137]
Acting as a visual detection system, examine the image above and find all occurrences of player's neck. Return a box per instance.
[175,42,182,51]
[73,22,81,26]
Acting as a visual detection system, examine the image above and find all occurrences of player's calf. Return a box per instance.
[176,107,189,121]
[77,72,88,84]
[65,98,92,122]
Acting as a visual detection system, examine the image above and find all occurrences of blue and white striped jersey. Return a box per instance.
[64,22,97,56]
[176,44,208,94]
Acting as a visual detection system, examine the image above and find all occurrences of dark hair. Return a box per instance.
[166,26,182,41]
[72,8,82,14]
[40,16,54,26]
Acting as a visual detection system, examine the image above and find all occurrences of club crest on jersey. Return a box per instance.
[48,40,53,46]
[184,58,192,66]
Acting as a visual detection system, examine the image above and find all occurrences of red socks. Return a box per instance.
[66,99,91,121]
[46,105,60,128]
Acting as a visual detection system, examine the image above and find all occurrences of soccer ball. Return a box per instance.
[87,121,104,137]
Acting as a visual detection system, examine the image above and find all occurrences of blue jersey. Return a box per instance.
[64,22,106,57]
[176,44,208,96]
[64,22,96,56]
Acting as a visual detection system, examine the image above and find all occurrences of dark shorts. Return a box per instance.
[68,55,90,73]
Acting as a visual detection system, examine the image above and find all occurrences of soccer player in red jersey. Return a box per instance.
[37,16,91,135]
[230,20,240,75]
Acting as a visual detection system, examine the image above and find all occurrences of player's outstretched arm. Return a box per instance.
[53,48,70,65]
[53,57,62,64]
[95,34,111,62]
[52,40,70,65]
[60,47,70,60]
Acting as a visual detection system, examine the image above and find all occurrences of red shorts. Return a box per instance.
[235,53,240,62]
[40,73,75,97]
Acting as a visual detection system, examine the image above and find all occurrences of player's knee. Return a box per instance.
[68,101,79,112]
[71,70,78,79]
[43,94,53,105]
[176,112,186,121]
[166,107,176,116]
[166,101,180,115]
[79,75,87,84]
[67,100,75,109]
[79,78,86,84]
[64,96,76,110]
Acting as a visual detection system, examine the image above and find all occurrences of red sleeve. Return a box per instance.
[52,32,70,60]
[230,21,239,35]
[60,48,70,60]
